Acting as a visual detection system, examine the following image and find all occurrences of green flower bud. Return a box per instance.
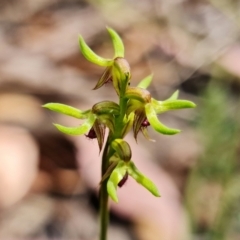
[125,87,151,103]
[92,101,120,116]
[112,57,131,95]
[111,139,132,162]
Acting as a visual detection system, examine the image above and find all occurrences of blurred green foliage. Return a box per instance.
[186,79,240,240]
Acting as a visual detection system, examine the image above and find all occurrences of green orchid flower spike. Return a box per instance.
[43,28,196,240]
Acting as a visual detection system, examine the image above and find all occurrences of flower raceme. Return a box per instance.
[43,27,196,203]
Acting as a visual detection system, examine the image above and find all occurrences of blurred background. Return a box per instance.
[0,0,240,239]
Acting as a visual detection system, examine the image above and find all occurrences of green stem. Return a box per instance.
[99,178,109,240]
[99,135,111,240]
[115,96,128,138]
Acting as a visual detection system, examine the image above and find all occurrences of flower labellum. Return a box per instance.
[118,172,128,187]
[85,127,97,139]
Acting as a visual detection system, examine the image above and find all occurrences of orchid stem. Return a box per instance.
[99,135,112,240]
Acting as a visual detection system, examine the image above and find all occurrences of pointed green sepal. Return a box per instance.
[165,90,179,101]
[145,103,180,135]
[153,99,196,114]
[107,161,126,202]
[162,99,196,110]
[111,139,132,162]
[53,114,96,135]
[78,35,112,67]
[137,74,153,89]
[43,103,90,119]
[107,27,124,58]
[128,161,160,197]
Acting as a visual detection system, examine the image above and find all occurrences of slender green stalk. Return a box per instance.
[99,178,109,240]
[99,136,111,240]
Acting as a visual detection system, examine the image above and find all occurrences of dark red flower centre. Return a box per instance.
[141,118,150,127]
[85,128,97,139]
[118,172,128,187]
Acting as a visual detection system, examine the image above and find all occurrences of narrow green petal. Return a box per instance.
[107,180,119,202]
[162,100,196,110]
[107,162,126,202]
[165,90,179,101]
[145,103,180,135]
[54,114,96,135]
[107,27,124,58]
[43,103,90,119]
[128,161,160,197]
[154,100,196,114]
[78,35,112,67]
[137,74,153,89]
